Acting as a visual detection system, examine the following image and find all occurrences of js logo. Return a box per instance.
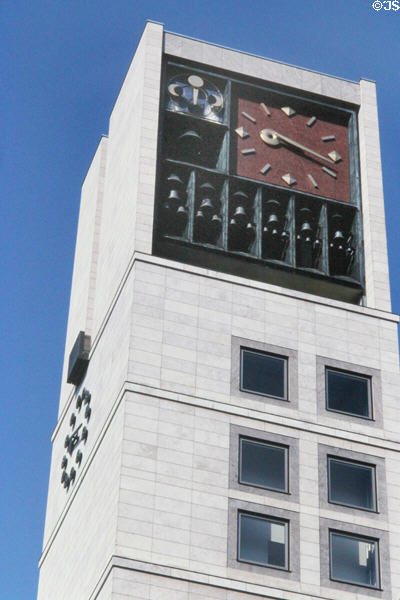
[372,0,400,10]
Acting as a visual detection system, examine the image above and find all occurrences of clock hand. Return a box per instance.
[260,129,335,165]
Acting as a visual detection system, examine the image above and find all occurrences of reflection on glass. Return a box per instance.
[330,532,378,588]
[238,513,287,569]
[240,438,287,492]
[328,458,375,511]
[326,369,371,418]
[241,349,286,399]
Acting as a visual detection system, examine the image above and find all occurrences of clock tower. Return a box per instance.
[38,22,400,600]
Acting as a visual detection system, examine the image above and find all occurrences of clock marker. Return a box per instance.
[307,116,317,127]
[260,102,271,116]
[242,148,256,155]
[322,135,335,142]
[282,173,296,186]
[308,174,318,188]
[281,106,296,117]
[322,166,337,178]
[328,150,342,163]
[260,163,271,175]
[242,111,256,123]
[235,126,249,139]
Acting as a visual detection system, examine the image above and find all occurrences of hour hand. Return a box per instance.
[260,128,335,165]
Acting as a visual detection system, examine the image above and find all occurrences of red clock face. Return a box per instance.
[235,96,351,203]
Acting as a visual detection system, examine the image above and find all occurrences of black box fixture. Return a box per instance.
[67,331,91,386]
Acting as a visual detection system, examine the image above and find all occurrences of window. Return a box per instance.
[326,368,372,419]
[330,531,379,589]
[238,512,288,570]
[241,348,287,400]
[328,457,376,512]
[239,437,288,493]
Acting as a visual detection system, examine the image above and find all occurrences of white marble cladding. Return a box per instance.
[37,407,123,600]
[116,258,400,597]
[92,21,163,345]
[129,258,399,438]
[42,268,132,546]
[164,31,361,104]
[115,391,400,599]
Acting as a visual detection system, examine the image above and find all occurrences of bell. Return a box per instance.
[168,189,180,202]
[333,230,344,241]
[199,198,214,214]
[233,206,248,225]
[268,214,279,225]
[178,129,201,142]
[199,182,216,197]
[300,221,313,236]
[210,215,222,240]
[246,223,256,244]
[232,191,249,210]
[162,202,172,215]
[167,174,183,187]
[176,205,188,233]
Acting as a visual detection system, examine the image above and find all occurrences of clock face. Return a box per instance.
[60,388,91,491]
[234,94,351,202]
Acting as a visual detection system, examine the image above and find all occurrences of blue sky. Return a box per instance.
[1,1,399,597]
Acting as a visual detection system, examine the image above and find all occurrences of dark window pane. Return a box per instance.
[239,513,287,569]
[241,349,286,399]
[240,438,287,492]
[330,532,378,588]
[329,459,375,511]
[326,369,371,418]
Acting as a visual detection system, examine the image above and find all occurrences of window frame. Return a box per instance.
[237,511,289,571]
[232,337,298,410]
[319,517,391,598]
[329,530,380,590]
[325,366,373,420]
[229,424,300,503]
[228,498,300,581]
[240,347,288,401]
[327,455,377,513]
[239,435,289,494]
[316,356,382,428]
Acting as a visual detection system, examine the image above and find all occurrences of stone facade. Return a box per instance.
[38,22,400,600]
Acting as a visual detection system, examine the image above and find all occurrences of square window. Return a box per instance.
[330,531,379,589]
[326,368,371,419]
[328,457,376,512]
[238,512,288,570]
[241,348,287,400]
[239,437,288,493]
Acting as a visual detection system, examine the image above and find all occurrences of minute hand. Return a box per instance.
[276,131,336,164]
[263,129,335,165]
